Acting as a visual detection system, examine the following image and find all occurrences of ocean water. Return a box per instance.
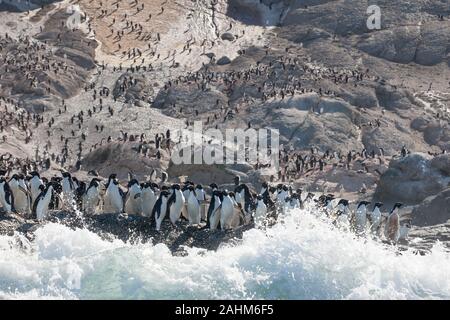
[0,206,449,300]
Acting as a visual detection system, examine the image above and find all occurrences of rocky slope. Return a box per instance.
[0,0,448,249]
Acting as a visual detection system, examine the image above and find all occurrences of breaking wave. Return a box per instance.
[0,206,449,299]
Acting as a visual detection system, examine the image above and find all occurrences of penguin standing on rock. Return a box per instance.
[83,178,102,215]
[33,183,62,221]
[153,190,170,231]
[125,179,142,215]
[369,202,383,235]
[254,194,267,224]
[61,172,76,208]
[28,171,43,205]
[141,182,158,218]
[9,174,30,214]
[195,184,207,221]
[187,185,201,225]
[207,190,222,230]
[334,199,351,230]
[167,184,185,225]
[385,203,403,242]
[0,177,14,214]
[354,201,371,236]
[103,174,124,214]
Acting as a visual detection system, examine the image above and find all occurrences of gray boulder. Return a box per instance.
[217,56,232,65]
[375,153,450,204]
[412,188,450,227]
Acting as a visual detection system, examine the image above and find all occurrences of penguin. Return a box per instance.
[254,194,267,225]
[75,181,86,211]
[49,178,63,210]
[61,172,76,205]
[334,199,351,230]
[0,177,14,214]
[124,179,142,215]
[28,171,43,205]
[141,182,159,217]
[399,219,412,241]
[207,190,222,230]
[103,174,124,214]
[369,202,383,235]
[167,184,185,225]
[260,182,275,208]
[324,194,335,214]
[209,183,218,191]
[385,203,402,242]
[235,183,255,219]
[288,192,301,210]
[354,201,371,236]
[276,184,289,213]
[33,183,57,221]
[181,181,193,220]
[195,184,207,221]
[153,190,170,231]
[83,178,102,215]
[186,185,201,225]
[9,174,30,214]
[220,191,242,230]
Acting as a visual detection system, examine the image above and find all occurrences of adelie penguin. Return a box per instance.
[220,191,240,230]
[254,194,267,225]
[61,171,76,208]
[369,202,383,235]
[187,185,201,225]
[141,182,158,218]
[153,190,170,231]
[354,201,371,236]
[260,182,275,208]
[83,178,102,215]
[125,179,142,215]
[103,174,124,214]
[385,203,403,242]
[0,177,14,215]
[33,183,62,221]
[195,184,207,221]
[28,171,43,205]
[167,184,185,225]
[334,199,351,230]
[9,174,30,214]
[207,190,222,230]
[235,183,254,221]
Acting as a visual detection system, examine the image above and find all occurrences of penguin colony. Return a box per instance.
[0,170,411,244]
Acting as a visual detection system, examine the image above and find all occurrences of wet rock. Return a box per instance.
[0,211,256,253]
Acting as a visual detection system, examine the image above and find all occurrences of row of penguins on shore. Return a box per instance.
[0,171,411,242]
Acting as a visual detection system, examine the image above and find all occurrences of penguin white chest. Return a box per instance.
[169,190,185,224]
[220,197,235,230]
[187,192,200,225]
[142,188,157,217]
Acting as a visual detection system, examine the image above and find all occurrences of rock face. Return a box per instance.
[412,188,450,227]
[375,153,450,205]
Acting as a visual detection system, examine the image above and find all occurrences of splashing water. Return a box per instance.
[0,206,449,300]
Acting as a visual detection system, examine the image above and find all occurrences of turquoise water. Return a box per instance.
[0,206,449,299]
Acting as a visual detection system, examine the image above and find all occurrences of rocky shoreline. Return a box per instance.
[1,210,448,256]
[0,212,255,255]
